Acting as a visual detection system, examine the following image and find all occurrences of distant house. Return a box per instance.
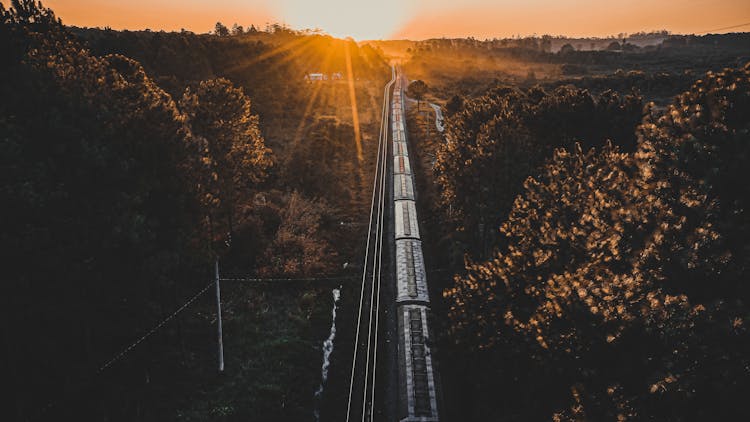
[304,73,326,82]
[304,72,345,82]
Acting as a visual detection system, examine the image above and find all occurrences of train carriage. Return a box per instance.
[394,199,420,240]
[391,72,441,422]
[394,155,412,175]
[394,173,415,200]
[395,239,430,303]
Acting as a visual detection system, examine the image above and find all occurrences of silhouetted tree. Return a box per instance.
[407,79,428,111]
[214,21,229,36]
[180,78,271,243]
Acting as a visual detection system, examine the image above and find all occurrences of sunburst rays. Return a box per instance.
[291,46,336,148]
[344,42,363,162]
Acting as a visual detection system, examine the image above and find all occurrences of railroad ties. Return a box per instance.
[392,73,440,422]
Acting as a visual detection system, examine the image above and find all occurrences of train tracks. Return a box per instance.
[345,66,396,422]
[346,66,441,422]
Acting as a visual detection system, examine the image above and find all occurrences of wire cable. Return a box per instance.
[97,280,215,373]
[34,280,215,420]
[366,72,391,421]
[699,21,750,34]
[361,69,390,421]
[220,276,359,283]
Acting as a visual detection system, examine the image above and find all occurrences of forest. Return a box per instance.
[400,32,750,421]
[1,1,389,420]
[374,32,750,105]
[4,0,750,420]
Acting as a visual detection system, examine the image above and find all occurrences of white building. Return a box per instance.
[304,73,326,82]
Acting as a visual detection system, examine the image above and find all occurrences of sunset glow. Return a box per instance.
[5,0,750,419]
[43,0,750,39]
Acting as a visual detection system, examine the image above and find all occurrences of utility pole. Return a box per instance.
[215,258,225,372]
[427,108,431,140]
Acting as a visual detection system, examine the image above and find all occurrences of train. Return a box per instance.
[391,73,441,422]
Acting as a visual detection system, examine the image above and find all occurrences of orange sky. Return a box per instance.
[44,0,274,33]
[394,0,750,39]
[41,0,750,39]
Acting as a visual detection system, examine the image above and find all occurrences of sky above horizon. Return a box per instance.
[43,0,750,40]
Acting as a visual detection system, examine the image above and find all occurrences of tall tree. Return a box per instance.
[231,23,244,36]
[214,21,229,37]
[407,79,428,111]
[180,78,271,246]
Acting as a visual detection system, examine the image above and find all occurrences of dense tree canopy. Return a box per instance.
[0,1,343,419]
[636,64,750,305]
[443,64,750,421]
[1,1,209,418]
[6,0,749,420]
[435,84,642,257]
[179,78,271,242]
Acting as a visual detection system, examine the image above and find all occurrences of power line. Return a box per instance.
[346,65,396,422]
[215,260,225,373]
[220,275,359,283]
[34,280,216,420]
[31,266,376,420]
[30,256,412,420]
[92,274,366,374]
[97,280,216,373]
[699,21,750,34]
[366,74,390,420]
[95,273,367,378]
[219,270,452,283]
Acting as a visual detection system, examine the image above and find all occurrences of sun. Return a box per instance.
[279,0,411,40]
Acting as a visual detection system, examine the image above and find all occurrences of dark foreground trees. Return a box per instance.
[1,0,390,419]
[180,78,271,242]
[1,2,206,418]
[435,85,642,258]
[443,64,750,420]
[0,1,332,419]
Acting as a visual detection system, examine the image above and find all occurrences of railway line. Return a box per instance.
[345,66,440,422]
[345,66,396,422]
[391,70,441,422]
